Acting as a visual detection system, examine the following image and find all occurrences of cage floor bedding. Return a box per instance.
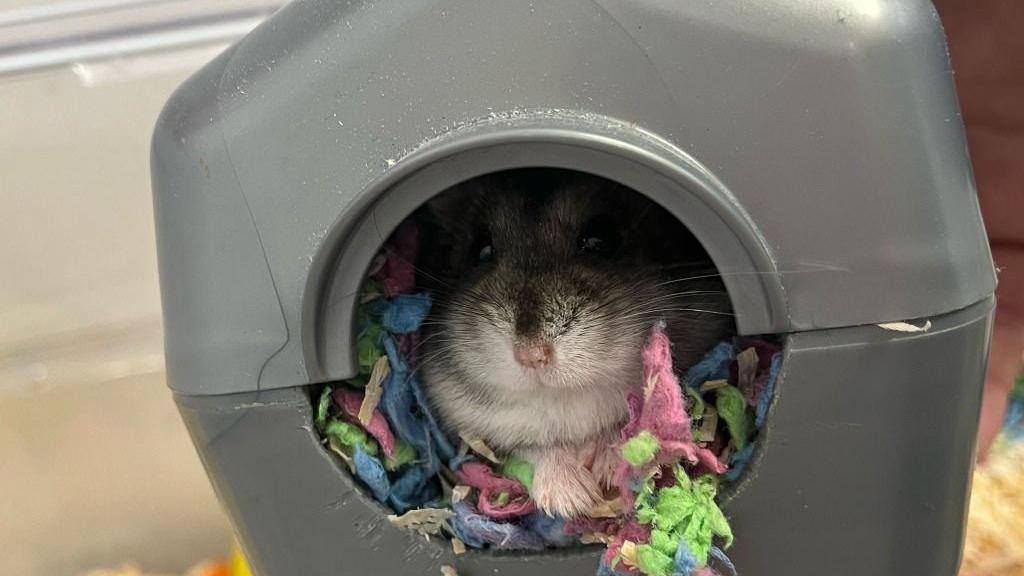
[312,222,780,576]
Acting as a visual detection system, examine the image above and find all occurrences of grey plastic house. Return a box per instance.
[151,1,996,575]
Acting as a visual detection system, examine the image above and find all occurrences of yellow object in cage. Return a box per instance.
[229,542,253,576]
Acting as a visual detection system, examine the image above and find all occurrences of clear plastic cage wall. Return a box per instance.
[151,1,996,575]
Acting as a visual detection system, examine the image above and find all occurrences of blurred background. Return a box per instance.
[0,1,283,574]
[0,1,1021,576]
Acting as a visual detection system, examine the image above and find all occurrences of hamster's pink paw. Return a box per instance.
[588,440,621,490]
[530,449,602,518]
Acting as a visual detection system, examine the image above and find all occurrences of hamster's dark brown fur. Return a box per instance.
[416,169,733,517]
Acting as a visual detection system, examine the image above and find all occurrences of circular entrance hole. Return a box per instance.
[311,167,782,572]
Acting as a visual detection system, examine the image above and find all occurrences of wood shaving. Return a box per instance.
[438,474,454,502]
[961,442,1024,576]
[877,320,932,333]
[439,466,461,487]
[451,484,472,504]
[460,434,502,464]
[699,379,728,393]
[695,406,719,443]
[327,436,355,473]
[589,496,625,518]
[358,355,390,426]
[387,508,454,538]
[580,532,613,545]
[440,566,458,576]
[451,537,467,555]
[619,541,639,568]
[736,347,758,390]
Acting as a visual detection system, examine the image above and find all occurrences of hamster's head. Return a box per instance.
[417,170,733,395]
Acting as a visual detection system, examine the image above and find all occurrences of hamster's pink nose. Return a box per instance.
[513,342,554,369]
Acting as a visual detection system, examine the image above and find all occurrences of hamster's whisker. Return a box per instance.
[409,344,464,375]
[611,291,728,316]
[406,331,452,354]
[654,265,849,289]
[617,307,736,321]
[367,210,462,291]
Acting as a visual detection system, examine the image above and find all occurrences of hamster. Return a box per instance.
[415,169,734,518]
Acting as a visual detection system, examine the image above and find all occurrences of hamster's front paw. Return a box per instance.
[588,439,621,490]
[529,447,602,518]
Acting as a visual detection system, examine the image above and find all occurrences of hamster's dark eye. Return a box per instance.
[579,216,621,258]
[478,244,494,262]
[470,231,494,264]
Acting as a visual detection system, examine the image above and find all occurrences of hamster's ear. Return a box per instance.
[644,204,710,264]
[602,184,710,265]
[424,176,490,232]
